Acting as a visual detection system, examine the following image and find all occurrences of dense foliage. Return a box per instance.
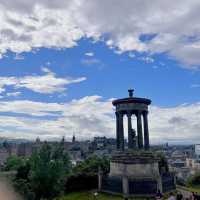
[64,155,109,192]
[187,172,200,187]
[4,155,25,171]
[13,142,71,200]
[72,155,110,176]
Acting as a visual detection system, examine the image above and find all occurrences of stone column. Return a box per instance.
[143,111,150,150]
[98,166,102,192]
[118,112,124,151]
[115,112,120,150]
[127,111,133,149]
[157,176,163,193]
[137,111,143,149]
[122,176,129,197]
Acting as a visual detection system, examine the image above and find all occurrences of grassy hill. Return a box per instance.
[55,191,150,200]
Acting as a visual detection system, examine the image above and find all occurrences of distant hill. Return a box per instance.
[0,137,31,144]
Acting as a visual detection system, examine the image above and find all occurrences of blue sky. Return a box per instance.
[0,0,200,143]
[2,39,200,106]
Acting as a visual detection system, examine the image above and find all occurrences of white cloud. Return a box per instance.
[85,52,94,57]
[129,53,136,58]
[0,68,86,94]
[1,1,200,66]
[81,58,101,66]
[139,56,154,63]
[149,103,200,144]
[6,92,21,97]
[0,96,114,140]
[14,54,24,60]
[0,96,199,144]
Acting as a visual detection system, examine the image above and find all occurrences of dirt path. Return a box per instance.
[0,179,22,200]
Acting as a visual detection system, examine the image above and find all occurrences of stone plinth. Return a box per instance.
[99,151,175,197]
[110,151,160,179]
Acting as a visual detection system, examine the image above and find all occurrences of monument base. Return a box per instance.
[99,151,176,197]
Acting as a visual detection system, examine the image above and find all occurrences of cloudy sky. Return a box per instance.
[0,0,200,144]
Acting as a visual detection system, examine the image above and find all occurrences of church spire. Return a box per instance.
[72,133,76,143]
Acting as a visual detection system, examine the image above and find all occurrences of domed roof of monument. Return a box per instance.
[112,89,151,106]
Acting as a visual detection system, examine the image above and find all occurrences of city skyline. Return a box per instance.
[0,1,200,143]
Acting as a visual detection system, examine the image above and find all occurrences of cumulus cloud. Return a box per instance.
[0,67,86,94]
[0,0,200,66]
[0,96,114,140]
[149,103,200,144]
[0,96,199,144]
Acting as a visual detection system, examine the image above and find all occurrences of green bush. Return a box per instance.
[187,172,200,187]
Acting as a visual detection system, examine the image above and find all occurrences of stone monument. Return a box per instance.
[99,89,175,198]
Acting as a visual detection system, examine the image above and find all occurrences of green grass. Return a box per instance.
[55,191,149,200]
[188,187,200,193]
[177,185,200,194]
[55,192,122,200]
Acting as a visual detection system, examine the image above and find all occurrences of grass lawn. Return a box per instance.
[55,191,149,200]
[55,192,121,200]
[188,187,200,193]
[177,185,200,194]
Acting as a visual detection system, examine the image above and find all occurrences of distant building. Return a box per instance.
[0,148,9,166]
[17,143,33,157]
[195,144,200,158]
[171,159,185,168]
[176,167,191,182]
[186,158,200,173]
[93,137,107,149]
[35,137,41,144]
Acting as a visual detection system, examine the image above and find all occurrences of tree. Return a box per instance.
[65,155,109,192]
[14,141,71,200]
[72,155,110,176]
[13,159,33,199]
[4,155,25,171]
[30,142,71,199]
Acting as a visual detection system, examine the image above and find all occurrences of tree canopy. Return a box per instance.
[14,142,71,200]
[4,155,25,171]
[72,155,110,176]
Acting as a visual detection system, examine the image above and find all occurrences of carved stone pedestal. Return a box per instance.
[99,151,175,197]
